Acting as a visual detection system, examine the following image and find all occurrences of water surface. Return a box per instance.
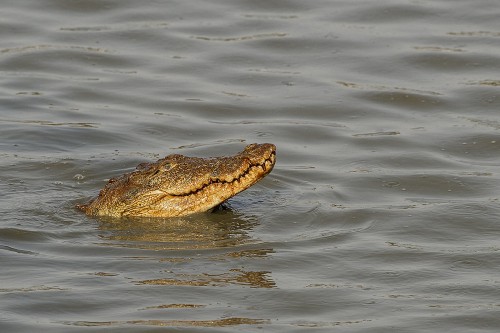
[1,0,500,332]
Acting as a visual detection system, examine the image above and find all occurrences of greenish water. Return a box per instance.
[1,0,500,332]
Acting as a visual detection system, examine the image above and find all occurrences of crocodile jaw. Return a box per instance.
[78,143,276,218]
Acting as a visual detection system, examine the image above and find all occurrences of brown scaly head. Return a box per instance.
[77,143,276,218]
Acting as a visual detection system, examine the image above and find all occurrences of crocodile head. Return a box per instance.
[77,143,276,218]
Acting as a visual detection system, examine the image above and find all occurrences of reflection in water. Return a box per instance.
[97,210,259,250]
[96,209,277,289]
[223,247,275,258]
[136,268,275,288]
[142,303,205,310]
[66,317,270,327]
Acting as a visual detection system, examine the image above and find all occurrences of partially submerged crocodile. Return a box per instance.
[77,143,276,218]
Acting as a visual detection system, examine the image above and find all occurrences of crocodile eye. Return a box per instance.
[160,162,174,171]
[149,163,174,178]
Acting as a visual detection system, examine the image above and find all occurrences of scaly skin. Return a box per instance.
[77,143,276,217]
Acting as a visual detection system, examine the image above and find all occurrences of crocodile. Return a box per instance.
[77,143,276,218]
